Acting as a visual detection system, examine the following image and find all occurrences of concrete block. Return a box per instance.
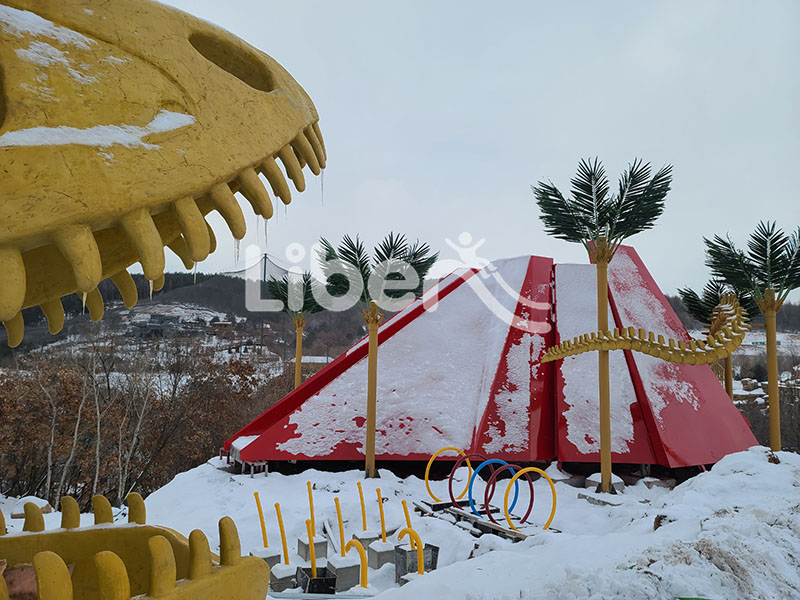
[352,529,380,548]
[249,547,282,569]
[368,539,395,570]
[297,537,327,561]
[394,543,438,584]
[295,566,336,594]
[585,472,624,494]
[269,563,296,592]
[326,554,362,592]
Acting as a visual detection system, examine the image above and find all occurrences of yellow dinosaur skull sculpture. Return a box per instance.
[0,0,326,347]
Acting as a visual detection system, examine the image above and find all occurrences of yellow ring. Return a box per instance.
[503,467,557,531]
[424,447,472,503]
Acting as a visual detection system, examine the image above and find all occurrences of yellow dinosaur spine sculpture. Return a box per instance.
[541,293,750,365]
[0,494,268,600]
[0,0,326,346]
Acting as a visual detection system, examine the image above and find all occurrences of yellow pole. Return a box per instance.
[293,314,305,389]
[357,481,367,531]
[253,492,268,548]
[724,355,733,399]
[344,539,368,588]
[305,519,317,578]
[401,499,412,530]
[761,289,781,451]
[376,488,387,543]
[592,238,612,494]
[334,497,346,558]
[398,528,423,573]
[275,502,289,565]
[307,481,315,533]
[364,301,382,478]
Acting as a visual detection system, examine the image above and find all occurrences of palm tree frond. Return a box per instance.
[609,162,671,247]
[704,234,759,300]
[532,181,590,242]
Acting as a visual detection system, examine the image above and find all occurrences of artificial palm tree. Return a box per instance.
[318,233,438,478]
[267,272,324,389]
[704,221,800,451]
[533,157,672,493]
[678,280,757,399]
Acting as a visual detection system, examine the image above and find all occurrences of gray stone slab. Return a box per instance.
[394,543,438,584]
[297,538,328,561]
[326,558,361,592]
[368,540,395,569]
[249,547,282,569]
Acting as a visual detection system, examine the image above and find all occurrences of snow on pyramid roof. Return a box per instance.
[225,247,756,467]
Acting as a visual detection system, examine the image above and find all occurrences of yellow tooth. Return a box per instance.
[0,247,25,323]
[53,224,102,293]
[206,221,217,254]
[120,209,165,282]
[260,156,292,205]
[312,121,326,158]
[278,146,306,192]
[304,126,326,169]
[174,197,211,262]
[237,167,274,219]
[208,183,247,239]
[84,288,104,321]
[42,299,65,334]
[167,236,195,270]
[153,274,165,292]
[293,134,320,175]
[111,270,138,308]
[3,312,24,348]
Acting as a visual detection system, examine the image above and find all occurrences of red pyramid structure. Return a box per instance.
[224,246,756,467]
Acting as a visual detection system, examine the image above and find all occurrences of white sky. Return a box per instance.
[159,0,799,299]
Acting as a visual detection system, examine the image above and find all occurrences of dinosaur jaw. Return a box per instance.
[0,0,328,346]
[1,123,326,347]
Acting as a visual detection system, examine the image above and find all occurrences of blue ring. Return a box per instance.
[468,459,519,517]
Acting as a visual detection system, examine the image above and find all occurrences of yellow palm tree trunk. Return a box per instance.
[592,238,613,494]
[759,289,782,451]
[364,302,383,478]
[293,313,306,390]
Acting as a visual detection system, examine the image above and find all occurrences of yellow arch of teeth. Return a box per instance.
[0,0,326,347]
[542,294,750,365]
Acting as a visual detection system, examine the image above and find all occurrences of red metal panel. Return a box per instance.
[554,264,657,464]
[474,256,556,461]
[607,246,757,467]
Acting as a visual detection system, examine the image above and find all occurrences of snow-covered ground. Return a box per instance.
[3,447,798,598]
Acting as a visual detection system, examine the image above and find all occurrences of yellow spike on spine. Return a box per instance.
[189,529,213,579]
[174,197,211,262]
[126,492,146,524]
[293,134,321,175]
[93,495,114,524]
[237,167,274,218]
[23,502,45,532]
[219,516,241,566]
[0,247,25,322]
[60,496,80,529]
[278,146,306,192]
[34,551,74,600]
[94,551,130,600]
[3,313,24,348]
[120,209,165,281]
[110,271,138,308]
[148,535,177,596]
[208,183,247,240]
[41,299,65,335]
[260,157,292,205]
[53,225,102,293]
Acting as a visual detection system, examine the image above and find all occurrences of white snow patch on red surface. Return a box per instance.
[556,264,637,454]
[276,257,530,457]
[608,249,700,425]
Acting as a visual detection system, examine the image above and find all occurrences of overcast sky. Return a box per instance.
[160,0,799,299]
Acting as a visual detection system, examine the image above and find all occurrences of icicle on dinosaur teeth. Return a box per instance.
[208,183,247,240]
[149,279,153,301]
[82,291,87,314]
[260,156,292,205]
[193,262,198,284]
[234,239,240,265]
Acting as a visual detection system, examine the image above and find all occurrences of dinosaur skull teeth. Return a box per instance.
[1,120,327,347]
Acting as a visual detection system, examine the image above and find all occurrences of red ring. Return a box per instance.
[483,463,535,525]
[447,453,489,508]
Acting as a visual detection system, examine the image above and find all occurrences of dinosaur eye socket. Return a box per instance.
[189,32,275,93]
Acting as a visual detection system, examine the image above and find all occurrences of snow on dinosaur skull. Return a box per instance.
[0,0,326,346]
